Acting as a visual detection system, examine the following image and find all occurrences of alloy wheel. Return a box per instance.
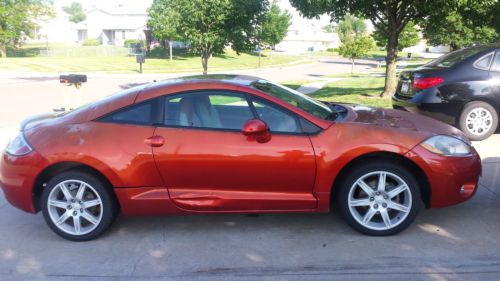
[348,171,412,231]
[47,180,103,236]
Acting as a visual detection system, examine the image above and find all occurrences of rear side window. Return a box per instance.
[473,53,493,70]
[427,46,492,68]
[99,101,154,125]
[492,52,500,72]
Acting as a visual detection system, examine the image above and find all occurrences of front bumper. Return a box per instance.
[392,92,462,125]
[406,145,481,208]
[0,151,48,213]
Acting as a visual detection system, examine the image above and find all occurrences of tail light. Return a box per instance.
[413,77,444,90]
[5,132,33,156]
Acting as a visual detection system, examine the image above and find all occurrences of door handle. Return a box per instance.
[145,136,165,147]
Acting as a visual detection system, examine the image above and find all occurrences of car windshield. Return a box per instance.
[251,80,334,120]
[426,46,492,68]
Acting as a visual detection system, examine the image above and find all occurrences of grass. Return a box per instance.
[307,76,390,108]
[0,44,308,73]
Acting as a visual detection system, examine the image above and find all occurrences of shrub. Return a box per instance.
[82,38,100,46]
[124,39,145,48]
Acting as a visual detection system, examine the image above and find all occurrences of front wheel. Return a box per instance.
[41,171,118,241]
[337,162,420,236]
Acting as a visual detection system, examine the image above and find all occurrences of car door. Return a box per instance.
[489,51,500,98]
[152,90,317,211]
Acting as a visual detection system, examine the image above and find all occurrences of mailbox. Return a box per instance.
[136,54,145,64]
[59,74,87,84]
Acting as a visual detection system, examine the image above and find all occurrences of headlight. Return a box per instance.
[420,135,471,156]
[5,132,33,156]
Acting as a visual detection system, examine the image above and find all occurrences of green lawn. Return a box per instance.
[308,77,390,108]
[0,45,307,73]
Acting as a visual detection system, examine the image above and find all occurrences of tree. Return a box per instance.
[0,0,53,58]
[259,1,291,60]
[421,0,498,51]
[148,1,182,61]
[289,0,431,97]
[148,0,268,74]
[338,35,374,73]
[322,24,334,33]
[336,14,366,42]
[63,2,86,24]
[373,21,420,51]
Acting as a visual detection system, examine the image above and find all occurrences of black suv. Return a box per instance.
[392,45,500,141]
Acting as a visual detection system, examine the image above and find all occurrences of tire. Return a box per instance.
[459,101,498,141]
[336,161,420,236]
[41,171,118,241]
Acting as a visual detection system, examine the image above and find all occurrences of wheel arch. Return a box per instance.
[330,151,432,209]
[32,161,117,212]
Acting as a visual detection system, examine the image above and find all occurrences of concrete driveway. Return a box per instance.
[1,67,500,280]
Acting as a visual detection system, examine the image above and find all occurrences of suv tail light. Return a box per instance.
[413,77,444,90]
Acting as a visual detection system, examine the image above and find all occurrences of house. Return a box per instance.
[74,6,148,45]
[275,0,340,54]
[31,1,151,46]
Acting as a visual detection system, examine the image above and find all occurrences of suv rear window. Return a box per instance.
[426,46,493,68]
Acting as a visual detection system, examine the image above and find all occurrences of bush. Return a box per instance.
[326,48,335,52]
[124,39,144,48]
[82,38,100,46]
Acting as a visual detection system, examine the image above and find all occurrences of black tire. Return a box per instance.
[41,171,118,241]
[336,161,420,236]
[459,101,498,141]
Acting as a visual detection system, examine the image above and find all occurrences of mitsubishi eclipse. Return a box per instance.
[0,75,481,240]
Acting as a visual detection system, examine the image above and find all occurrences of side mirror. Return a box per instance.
[242,119,271,143]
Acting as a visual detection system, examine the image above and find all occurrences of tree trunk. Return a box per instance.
[258,48,261,67]
[168,40,173,61]
[0,44,6,58]
[380,30,399,98]
[351,58,355,74]
[201,50,209,75]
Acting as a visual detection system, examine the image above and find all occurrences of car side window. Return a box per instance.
[474,53,493,70]
[492,52,500,72]
[164,92,254,130]
[98,100,154,125]
[251,98,301,133]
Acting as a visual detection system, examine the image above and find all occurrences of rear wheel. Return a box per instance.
[41,171,118,241]
[459,101,498,141]
[337,161,420,236]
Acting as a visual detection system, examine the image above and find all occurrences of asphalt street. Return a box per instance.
[1,61,500,281]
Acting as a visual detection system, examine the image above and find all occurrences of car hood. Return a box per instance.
[342,105,469,143]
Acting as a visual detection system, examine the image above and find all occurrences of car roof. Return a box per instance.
[148,74,262,89]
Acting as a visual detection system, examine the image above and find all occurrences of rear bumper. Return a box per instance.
[0,151,47,213]
[406,145,481,208]
[392,92,462,125]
